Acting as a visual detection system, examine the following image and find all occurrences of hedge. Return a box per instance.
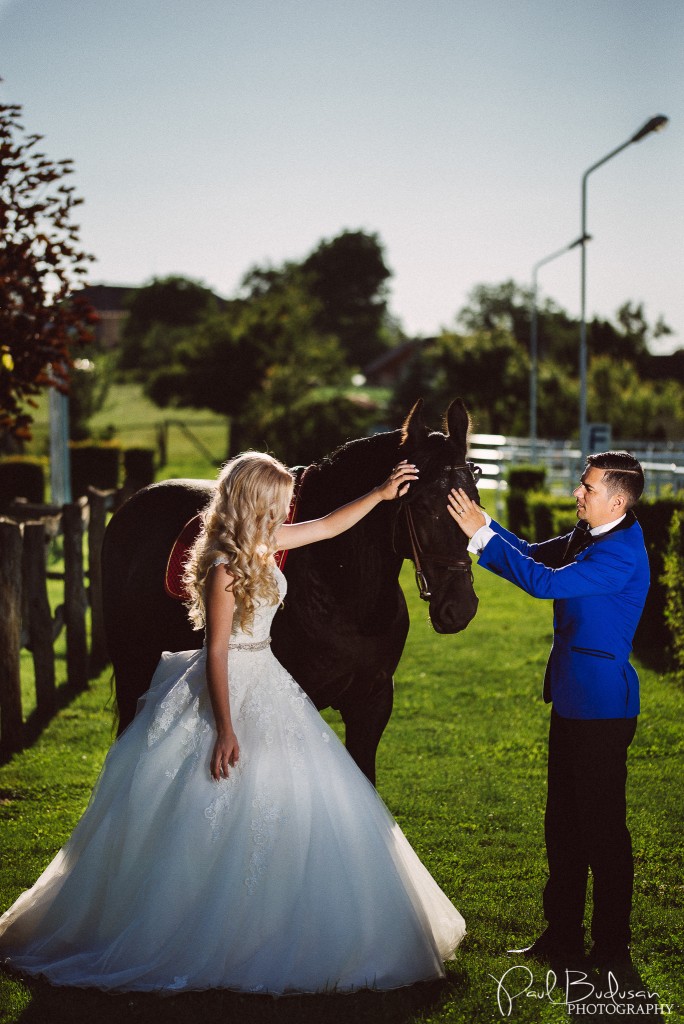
[633,495,684,664]
[70,442,121,497]
[663,510,684,681]
[527,493,577,542]
[123,447,156,489]
[505,464,546,538]
[0,456,47,506]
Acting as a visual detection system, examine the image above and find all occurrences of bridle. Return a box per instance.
[393,461,482,602]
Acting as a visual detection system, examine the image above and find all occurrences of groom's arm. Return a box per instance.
[478,532,636,600]
[472,520,572,569]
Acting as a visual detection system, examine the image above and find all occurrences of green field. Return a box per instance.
[22,382,229,481]
[1,555,682,1023]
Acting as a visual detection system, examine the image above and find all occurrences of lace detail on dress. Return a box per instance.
[145,655,203,747]
[245,786,287,895]
[204,757,246,841]
[241,683,276,747]
[165,701,212,780]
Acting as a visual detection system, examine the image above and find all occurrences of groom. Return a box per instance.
[448,451,650,977]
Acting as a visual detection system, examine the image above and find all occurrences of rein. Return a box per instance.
[395,461,481,602]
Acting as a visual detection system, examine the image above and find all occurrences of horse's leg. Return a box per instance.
[335,670,394,786]
[112,649,161,735]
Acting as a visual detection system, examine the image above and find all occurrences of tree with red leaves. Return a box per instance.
[0,90,96,440]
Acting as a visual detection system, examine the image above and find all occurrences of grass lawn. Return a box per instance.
[1,561,682,1022]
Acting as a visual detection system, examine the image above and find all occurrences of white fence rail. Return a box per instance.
[468,434,684,501]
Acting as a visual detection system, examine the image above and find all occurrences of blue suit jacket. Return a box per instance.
[478,512,650,719]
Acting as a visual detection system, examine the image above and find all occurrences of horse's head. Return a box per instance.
[394,397,480,634]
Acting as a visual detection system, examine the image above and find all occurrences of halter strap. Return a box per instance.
[395,461,478,601]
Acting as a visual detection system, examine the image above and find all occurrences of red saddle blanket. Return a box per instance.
[164,468,307,601]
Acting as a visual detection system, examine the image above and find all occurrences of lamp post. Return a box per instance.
[579,115,669,463]
[530,235,588,461]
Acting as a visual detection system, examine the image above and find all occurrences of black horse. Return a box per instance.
[102,398,481,783]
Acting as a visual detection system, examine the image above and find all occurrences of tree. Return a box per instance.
[0,93,96,439]
[301,230,395,367]
[146,276,350,452]
[244,390,380,465]
[588,356,684,441]
[117,275,220,375]
[457,279,534,342]
[68,350,113,441]
[239,229,397,370]
[428,327,530,434]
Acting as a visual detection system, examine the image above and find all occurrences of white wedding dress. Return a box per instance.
[0,564,465,994]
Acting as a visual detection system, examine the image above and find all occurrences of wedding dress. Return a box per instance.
[0,564,465,994]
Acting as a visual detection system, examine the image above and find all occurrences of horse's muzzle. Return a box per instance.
[428,581,479,635]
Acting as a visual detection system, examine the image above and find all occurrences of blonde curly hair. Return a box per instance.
[183,452,295,633]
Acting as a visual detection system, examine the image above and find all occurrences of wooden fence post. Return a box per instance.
[0,520,24,754]
[87,488,109,676]
[22,521,56,719]
[63,501,88,691]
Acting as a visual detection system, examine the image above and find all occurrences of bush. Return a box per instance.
[0,455,46,506]
[633,495,684,664]
[527,493,577,542]
[247,391,380,467]
[505,492,529,537]
[506,465,547,492]
[505,464,546,538]
[123,447,156,489]
[70,442,121,497]
[663,510,684,681]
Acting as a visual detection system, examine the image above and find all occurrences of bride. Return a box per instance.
[0,452,465,994]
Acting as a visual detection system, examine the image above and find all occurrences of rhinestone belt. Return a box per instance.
[228,636,271,651]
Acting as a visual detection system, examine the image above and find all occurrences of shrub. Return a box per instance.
[633,495,684,665]
[0,455,46,506]
[505,491,529,537]
[662,510,684,680]
[123,447,156,489]
[505,464,546,537]
[506,465,547,492]
[527,493,577,542]
[70,442,121,497]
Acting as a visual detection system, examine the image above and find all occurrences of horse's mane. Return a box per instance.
[299,429,403,515]
[298,421,465,516]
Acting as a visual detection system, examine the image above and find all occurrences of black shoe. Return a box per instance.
[585,951,663,1021]
[587,945,639,984]
[508,928,585,966]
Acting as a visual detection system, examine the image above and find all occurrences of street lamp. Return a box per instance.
[579,114,669,462]
[530,235,588,461]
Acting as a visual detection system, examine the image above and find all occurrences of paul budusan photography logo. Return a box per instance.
[490,964,675,1017]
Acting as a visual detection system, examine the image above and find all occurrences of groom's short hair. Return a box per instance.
[587,451,644,507]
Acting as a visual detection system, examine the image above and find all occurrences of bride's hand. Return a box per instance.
[211,730,240,781]
[377,461,418,500]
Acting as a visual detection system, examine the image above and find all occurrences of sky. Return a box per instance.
[1,0,682,353]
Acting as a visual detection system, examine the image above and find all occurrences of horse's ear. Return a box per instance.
[444,398,471,444]
[401,399,428,445]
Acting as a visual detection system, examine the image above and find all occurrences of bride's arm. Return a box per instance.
[275,461,417,551]
[204,565,240,780]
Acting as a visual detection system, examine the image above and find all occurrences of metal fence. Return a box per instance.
[469,434,684,501]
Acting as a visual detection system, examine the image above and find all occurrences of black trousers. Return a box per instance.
[543,709,637,951]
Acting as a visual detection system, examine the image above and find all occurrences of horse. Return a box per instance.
[101,397,481,784]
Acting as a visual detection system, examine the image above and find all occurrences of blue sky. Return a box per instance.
[1,0,682,351]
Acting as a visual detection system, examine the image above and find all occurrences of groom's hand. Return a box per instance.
[447,488,486,538]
